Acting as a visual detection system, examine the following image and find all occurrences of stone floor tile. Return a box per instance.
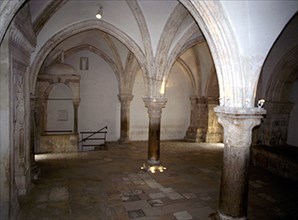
[182,193,197,199]
[189,205,215,219]
[35,194,48,202]
[162,203,189,214]
[149,192,166,199]
[48,187,69,201]
[121,194,141,202]
[123,177,132,185]
[258,193,276,203]
[144,179,164,189]
[127,209,146,218]
[142,206,165,216]
[147,199,165,207]
[104,157,113,162]
[137,172,152,180]
[255,180,268,186]
[173,211,193,220]
[249,180,263,188]
[20,141,298,220]
[123,200,151,211]
[159,187,175,194]
[166,192,184,200]
[108,204,127,216]
[128,173,145,185]
[199,168,213,173]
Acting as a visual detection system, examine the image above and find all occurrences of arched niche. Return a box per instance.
[35,63,81,153]
[46,83,74,133]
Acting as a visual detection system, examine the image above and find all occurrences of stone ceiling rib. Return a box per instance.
[121,51,140,94]
[51,44,120,84]
[30,19,147,94]
[127,0,153,66]
[155,4,189,78]
[0,0,25,44]
[182,1,244,107]
[177,58,196,95]
[165,25,204,82]
[33,0,67,34]
[98,31,124,76]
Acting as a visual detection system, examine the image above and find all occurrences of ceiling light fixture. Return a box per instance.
[96,6,103,19]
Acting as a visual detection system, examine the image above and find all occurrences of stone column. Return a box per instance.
[196,96,208,142]
[212,107,266,220]
[184,95,198,141]
[143,97,167,165]
[118,94,134,144]
[73,99,80,134]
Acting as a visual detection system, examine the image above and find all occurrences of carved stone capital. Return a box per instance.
[118,94,134,108]
[214,106,266,147]
[72,99,80,106]
[197,96,207,104]
[143,97,167,119]
[189,95,198,104]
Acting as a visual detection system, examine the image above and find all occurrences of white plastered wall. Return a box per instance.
[161,62,191,140]
[46,84,74,132]
[131,70,148,140]
[130,61,191,141]
[65,50,120,141]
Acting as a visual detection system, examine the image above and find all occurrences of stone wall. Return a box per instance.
[37,134,78,153]
[253,101,293,146]
[0,4,36,220]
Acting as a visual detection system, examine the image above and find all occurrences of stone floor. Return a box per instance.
[19,141,298,220]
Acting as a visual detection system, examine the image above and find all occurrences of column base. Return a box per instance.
[209,211,247,220]
[141,163,166,173]
[118,138,132,144]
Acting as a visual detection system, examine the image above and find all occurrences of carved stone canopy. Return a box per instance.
[45,63,77,75]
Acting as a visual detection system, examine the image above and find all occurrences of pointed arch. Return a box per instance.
[30,19,147,94]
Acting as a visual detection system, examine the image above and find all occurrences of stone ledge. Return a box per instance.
[214,106,266,116]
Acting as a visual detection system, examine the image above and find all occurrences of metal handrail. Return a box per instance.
[79,126,107,143]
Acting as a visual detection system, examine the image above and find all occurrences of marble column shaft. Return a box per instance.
[118,94,134,144]
[143,97,167,165]
[214,107,265,220]
[73,99,80,134]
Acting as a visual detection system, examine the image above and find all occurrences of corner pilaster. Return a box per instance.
[184,95,198,141]
[196,96,208,142]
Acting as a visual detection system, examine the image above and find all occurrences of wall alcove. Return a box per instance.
[35,63,81,153]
